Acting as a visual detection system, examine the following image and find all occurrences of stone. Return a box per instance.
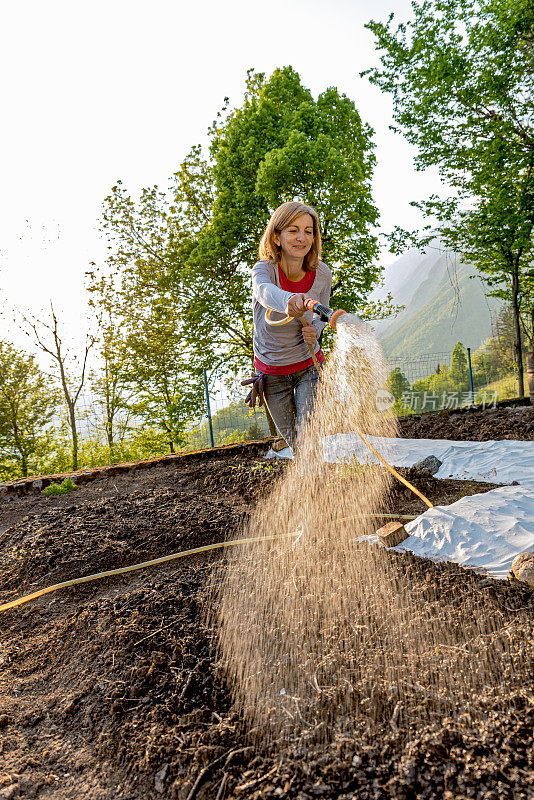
[154,764,169,793]
[0,713,10,728]
[511,552,534,587]
[413,455,442,475]
[376,521,409,548]
[272,437,289,452]
[63,698,76,715]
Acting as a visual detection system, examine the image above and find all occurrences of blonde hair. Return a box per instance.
[258,201,322,272]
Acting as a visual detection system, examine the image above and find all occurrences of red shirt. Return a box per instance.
[254,266,325,375]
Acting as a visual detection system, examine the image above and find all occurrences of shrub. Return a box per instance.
[42,477,78,496]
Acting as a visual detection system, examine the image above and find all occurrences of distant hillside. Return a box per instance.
[370,248,501,359]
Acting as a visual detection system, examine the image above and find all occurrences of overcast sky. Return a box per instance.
[0,0,442,350]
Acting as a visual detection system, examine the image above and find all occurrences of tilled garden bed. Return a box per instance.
[0,438,532,798]
[398,402,534,442]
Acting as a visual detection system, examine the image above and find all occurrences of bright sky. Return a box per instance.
[0,0,441,351]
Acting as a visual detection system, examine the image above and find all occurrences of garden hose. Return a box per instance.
[0,513,419,614]
[0,533,297,613]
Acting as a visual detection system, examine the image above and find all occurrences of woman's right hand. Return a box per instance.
[286,293,307,318]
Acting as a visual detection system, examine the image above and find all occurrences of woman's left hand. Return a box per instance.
[302,325,317,345]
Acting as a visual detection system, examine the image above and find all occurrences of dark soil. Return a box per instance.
[0,420,532,799]
[398,403,534,441]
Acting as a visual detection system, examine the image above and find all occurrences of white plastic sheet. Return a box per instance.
[266,434,534,578]
[399,486,534,579]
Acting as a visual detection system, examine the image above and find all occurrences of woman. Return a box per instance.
[243,201,332,452]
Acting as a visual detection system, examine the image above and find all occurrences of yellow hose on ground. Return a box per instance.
[0,512,419,613]
[354,431,434,509]
[0,533,295,613]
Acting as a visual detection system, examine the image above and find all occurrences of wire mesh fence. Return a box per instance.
[385,349,516,415]
[1,346,522,483]
[70,348,521,462]
[182,372,271,452]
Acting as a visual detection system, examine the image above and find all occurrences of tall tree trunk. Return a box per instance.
[105,361,114,449]
[511,267,524,398]
[68,401,78,470]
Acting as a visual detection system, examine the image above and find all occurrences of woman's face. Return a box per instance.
[275,213,314,261]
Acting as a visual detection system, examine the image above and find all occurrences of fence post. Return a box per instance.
[467,347,475,406]
[203,369,215,448]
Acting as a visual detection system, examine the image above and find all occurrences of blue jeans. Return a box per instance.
[263,365,320,451]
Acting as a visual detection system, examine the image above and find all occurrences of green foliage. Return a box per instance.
[400,331,524,411]
[42,477,78,496]
[450,341,468,384]
[86,278,134,450]
[246,418,267,441]
[87,240,206,454]
[472,304,518,382]
[474,371,527,403]
[98,67,391,381]
[387,366,413,414]
[0,341,60,478]
[365,0,534,393]
[387,367,410,400]
[411,344,472,406]
[124,303,205,452]
[177,67,388,362]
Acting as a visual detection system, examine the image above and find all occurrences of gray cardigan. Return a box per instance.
[251,259,332,368]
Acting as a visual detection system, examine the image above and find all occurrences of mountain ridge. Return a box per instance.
[370,248,501,360]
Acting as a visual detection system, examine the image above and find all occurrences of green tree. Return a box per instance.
[365,0,534,396]
[125,300,205,453]
[449,341,468,386]
[387,367,410,400]
[99,67,394,379]
[0,341,60,477]
[88,328,133,453]
[86,269,135,453]
[472,304,518,382]
[177,67,389,359]
[413,363,452,400]
[87,247,206,454]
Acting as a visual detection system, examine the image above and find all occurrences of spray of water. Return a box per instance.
[215,318,523,743]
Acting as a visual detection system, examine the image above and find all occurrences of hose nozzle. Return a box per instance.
[304,299,346,330]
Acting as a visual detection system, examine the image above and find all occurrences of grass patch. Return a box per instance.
[41,477,78,496]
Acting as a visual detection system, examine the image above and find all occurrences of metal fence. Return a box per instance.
[4,346,518,481]
[183,370,271,451]
[71,348,520,458]
[385,347,515,414]
[186,348,519,450]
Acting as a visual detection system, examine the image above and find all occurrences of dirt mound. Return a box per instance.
[0,452,532,799]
